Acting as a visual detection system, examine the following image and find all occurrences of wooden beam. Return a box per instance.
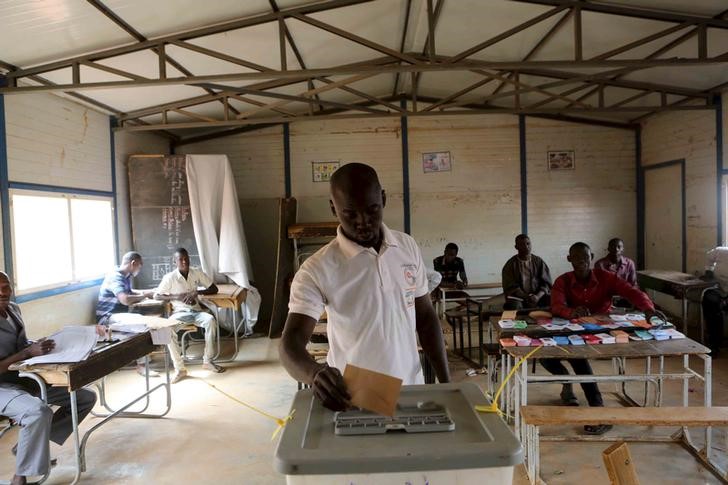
[602,442,641,485]
[447,5,569,63]
[8,0,373,79]
[158,43,167,79]
[79,60,149,81]
[490,8,573,97]
[426,0,436,61]
[279,17,287,71]
[8,55,728,95]
[510,0,728,30]
[423,76,495,111]
[116,104,716,132]
[573,5,582,61]
[172,108,218,122]
[391,0,413,97]
[591,22,693,61]
[169,40,273,72]
[290,13,422,65]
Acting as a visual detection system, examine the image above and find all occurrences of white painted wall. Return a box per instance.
[289,118,405,230]
[641,109,717,274]
[5,92,111,191]
[526,118,637,278]
[114,131,170,256]
[408,115,521,283]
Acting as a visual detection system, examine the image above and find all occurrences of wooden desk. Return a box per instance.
[496,328,711,458]
[436,282,501,319]
[637,269,717,334]
[11,331,171,485]
[288,222,339,271]
[199,284,248,362]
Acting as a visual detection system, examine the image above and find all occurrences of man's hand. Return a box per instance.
[142,289,155,298]
[526,294,539,308]
[24,338,55,358]
[311,364,351,411]
[571,306,590,318]
[455,281,465,290]
[182,290,198,305]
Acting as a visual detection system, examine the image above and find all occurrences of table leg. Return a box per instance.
[478,312,484,367]
[703,354,713,462]
[682,295,689,335]
[70,390,83,484]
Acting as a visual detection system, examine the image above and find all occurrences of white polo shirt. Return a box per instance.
[156,267,214,313]
[288,224,429,384]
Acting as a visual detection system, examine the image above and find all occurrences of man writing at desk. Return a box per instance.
[1,272,96,485]
[549,242,655,435]
[280,163,450,410]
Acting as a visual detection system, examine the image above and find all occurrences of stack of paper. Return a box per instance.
[499,338,516,347]
[664,328,686,339]
[566,323,584,331]
[595,333,616,344]
[22,326,98,365]
[514,335,532,347]
[540,337,557,346]
[583,334,601,345]
[554,336,570,346]
[648,329,671,341]
[568,335,585,345]
[610,330,630,344]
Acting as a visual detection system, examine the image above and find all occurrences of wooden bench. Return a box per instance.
[520,405,728,484]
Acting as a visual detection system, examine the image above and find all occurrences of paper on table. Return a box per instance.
[108,313,182,332]
[22,326,98,365]
[343,364,402,417]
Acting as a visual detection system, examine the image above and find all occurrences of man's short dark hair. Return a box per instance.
[515,234,529,243]
[569,242,591,253]
[121,251,142,264]
[608,238,623,247]
[445,242,459,253]
[174,248,189,257]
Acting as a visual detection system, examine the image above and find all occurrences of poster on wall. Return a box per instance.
[547,150,575,170]
[312,161,340,182]
[422,151,452,173]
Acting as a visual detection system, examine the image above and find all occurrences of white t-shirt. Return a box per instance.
[156,267,214,313]
[288,224,429,385]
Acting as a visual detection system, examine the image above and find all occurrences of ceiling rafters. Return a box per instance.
[84,0,243,119]
[391,0,413,97]
[1,0,726,134]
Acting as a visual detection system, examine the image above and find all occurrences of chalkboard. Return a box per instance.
[128,155,200,288]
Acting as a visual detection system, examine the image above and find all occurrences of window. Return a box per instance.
[10,190,116,294]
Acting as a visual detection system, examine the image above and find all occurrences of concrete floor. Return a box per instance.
[1,336,727,484]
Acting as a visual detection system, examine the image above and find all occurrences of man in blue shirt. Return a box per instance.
[96,251,153,323]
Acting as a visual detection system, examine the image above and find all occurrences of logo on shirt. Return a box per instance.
[402,264,417,286]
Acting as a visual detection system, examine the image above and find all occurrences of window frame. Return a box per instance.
[9,188,117,297]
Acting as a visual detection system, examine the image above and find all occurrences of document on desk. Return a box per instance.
[108,313,181,332]
[22,326,98,365]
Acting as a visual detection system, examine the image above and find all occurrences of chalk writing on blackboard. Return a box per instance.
[161,207,191,250]
[163,156,186,206]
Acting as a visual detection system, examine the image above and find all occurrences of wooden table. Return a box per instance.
[199,284,248,362]
[637,269,717,335]
[436,282,501,319]
[502,336,711,455]
[10,331,171,485]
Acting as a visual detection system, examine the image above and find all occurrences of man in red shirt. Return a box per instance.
[548,242,656,435]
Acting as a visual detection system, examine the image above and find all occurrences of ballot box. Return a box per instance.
[274,382,522,485]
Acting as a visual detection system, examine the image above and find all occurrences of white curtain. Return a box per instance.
[185,154,253,287]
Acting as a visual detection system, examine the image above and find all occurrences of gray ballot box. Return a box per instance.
[274,382,523,485]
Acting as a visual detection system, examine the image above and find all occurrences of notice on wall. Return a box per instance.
[312,161,340,182]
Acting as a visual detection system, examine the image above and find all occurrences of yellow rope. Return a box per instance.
[201,379,295,440]
[475,345,543,417]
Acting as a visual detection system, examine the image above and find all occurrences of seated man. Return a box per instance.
[595,238,637,287]
[433,243,469,304]
[97,252,188,383]
[502,234,552,310]
[155,248,223,373]
[550,242,656,435]
[1,272,96,485]
[701,247,728,357]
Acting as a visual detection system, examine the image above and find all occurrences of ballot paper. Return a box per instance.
[610,314,629,321]
[343,364,402,417]
[566,323,584,331]
[22,326,98,365]
[108,313,182,334]
[595,333,616,344]
[551,318,570,326]
[540,337,557,346]
[625,314,646,321]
